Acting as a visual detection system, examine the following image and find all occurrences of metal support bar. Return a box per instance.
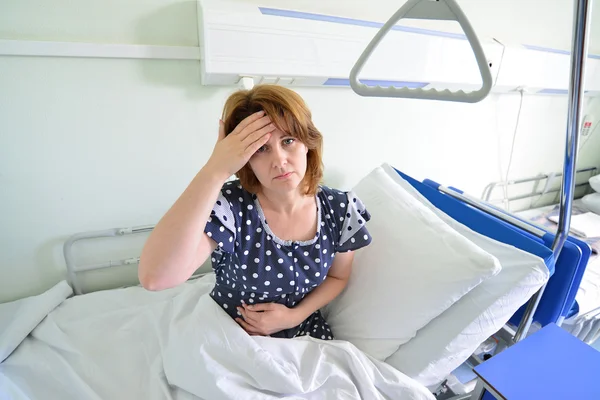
[63,224,155,295]
[64,228,122,295]
[512,0,592,343]
[436,185,546,237]
[481,167,597,202]
[77,257,141,272]
[491,181,590,203]
[446,395,472,400]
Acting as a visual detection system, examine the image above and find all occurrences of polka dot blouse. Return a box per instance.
[204,180,372,339]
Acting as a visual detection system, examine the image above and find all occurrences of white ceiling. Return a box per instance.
[242,0,600,53]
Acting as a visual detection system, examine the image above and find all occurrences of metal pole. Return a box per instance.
[513,0,592,343]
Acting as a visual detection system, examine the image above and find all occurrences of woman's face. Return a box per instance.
[248,123,308,195]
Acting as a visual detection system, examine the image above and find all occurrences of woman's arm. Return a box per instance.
[138,165,229,291]
[291,251,355,321]
[237,251,355,335]
[138,112,275,291]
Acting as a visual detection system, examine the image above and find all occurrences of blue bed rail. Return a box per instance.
[394,167,592,332]
[436,182,593,325]
[395,169,556,273]
[443,182,592,325]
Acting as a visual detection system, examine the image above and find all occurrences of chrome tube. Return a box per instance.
[436,186,546,237]
[513,0,592,343]
[63,228,121,295]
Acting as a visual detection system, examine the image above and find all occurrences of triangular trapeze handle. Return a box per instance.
[349,0,493,103]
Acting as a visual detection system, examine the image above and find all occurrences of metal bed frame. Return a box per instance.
[481,167,598,207]
[63,225,151,295]
[63,224,209,295]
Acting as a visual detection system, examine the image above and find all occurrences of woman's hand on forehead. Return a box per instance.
[206,111,277,179]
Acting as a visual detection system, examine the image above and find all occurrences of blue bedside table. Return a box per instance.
[471,323,600,399]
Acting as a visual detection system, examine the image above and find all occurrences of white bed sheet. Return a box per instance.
[0,275,434,400]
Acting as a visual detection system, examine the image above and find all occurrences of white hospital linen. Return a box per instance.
[0,280,72,363]
[0,276,434,400]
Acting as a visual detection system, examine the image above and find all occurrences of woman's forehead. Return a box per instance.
[267,128,286,141]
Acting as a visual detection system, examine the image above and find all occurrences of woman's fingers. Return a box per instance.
[237,117,273,143]
[229,110,264,135]
[236,318,262,335]
[230,111,269,137]
[244,132,272,158]
[242,122,276,146]
[238,307,261,325]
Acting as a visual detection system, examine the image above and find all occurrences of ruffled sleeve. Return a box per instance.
[204,183,238,253]
[332,190,372,253]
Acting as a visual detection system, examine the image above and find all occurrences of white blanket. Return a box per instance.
[0,276,434,400]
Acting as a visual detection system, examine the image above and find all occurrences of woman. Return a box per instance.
[138,84,372,340]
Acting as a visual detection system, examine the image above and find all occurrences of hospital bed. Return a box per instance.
[0,0,595,398]
[0,165,587,400]
[0,164,555,400]
[480,168,600,345]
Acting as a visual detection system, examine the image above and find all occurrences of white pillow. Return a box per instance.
[582,193,600,215]
[381,163,550,387]
[323,166,501,361]
[589,174,600,193]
